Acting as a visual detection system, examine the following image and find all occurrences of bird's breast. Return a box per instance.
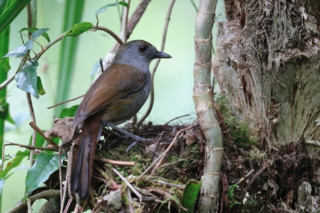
[100,74,151,125]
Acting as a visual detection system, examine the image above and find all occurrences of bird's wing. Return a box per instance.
[73,63,147,126]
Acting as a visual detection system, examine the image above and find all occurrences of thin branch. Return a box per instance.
[119,0,130,42]
[27,4,37,211]
[136,124,198,181]
[112,167,143,202]
[92,25,123,45]
[236,169,254,185]
[189,0,198,12]
[3,141,57,151]
[126,0,151,38]
[105,0,152,65]
[115,0,122,24]
[47,94,84,109]
[126,187,135,213]
[0,74,15,91]
[1,26,120,92]
[7,190,61,213]
[29,121,59,150]
[26,93,37,166]
[35,32,66,60]
[96,157,136,166]
[164,114,190,125]
[136,0,175,127]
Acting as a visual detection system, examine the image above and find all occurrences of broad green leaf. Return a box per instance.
[181,180,202,213]
[20,27,50,42]
[25,28,49,50]
[95,1,128,15]
[37,76,46,95]
[0,150,29,179]
[0,57,10,71]
[15,59,39,98]
[24,153,63,200]
[0,0,31,36]
[0,0,9,15]
[64,22,93,37]
[0,178,4,195]
[4,45,27,58]
[59,105,79,118]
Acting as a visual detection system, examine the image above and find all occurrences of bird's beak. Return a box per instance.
[155,51,172,59]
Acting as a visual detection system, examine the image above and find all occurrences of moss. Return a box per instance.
[216,95,259,149]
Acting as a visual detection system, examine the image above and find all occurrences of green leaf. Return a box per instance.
[0,101,14,124]
[24,153,63,201]
[37,76,46,95]
[95,1,128,15]
[4,45,27,58]
[59,105,79,118]
[20,27,50,42]
[0,178,4,195]
[25,28,49,50]
[0,0,9,15]
[64,22,93,37]
[181,180,202,213]
[118,1,128,7]
[0,57,10,71]
[15,59,39,98]
[28,131,45,147]
[0,150,29,179]
[0,0,31,36]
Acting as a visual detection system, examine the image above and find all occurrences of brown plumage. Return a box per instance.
[70,40,171,199]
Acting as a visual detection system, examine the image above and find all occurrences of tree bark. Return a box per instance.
[215,0,320,150]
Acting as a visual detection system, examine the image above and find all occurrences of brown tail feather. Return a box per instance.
[71,115,102,199]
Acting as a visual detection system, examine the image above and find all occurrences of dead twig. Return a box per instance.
[96,157,136,166]
[29,121,59,150]
[112,167,143,202]
[236,169,254,185]
[127,187,135,213]
[164,114,190,125]
[6,190,60,213]
[47,94,84,109]
[137,124,198,181]
[245,165,267,190]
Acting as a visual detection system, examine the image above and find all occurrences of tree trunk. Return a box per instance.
[215,0,320,151]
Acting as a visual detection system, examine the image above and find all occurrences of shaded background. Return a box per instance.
[2,0,225,211]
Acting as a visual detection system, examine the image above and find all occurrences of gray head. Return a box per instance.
[113,40,171,67]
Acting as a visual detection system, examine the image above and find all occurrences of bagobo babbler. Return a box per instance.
[70,40,171,199]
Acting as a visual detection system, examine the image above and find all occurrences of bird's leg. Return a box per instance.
[102,121,148,142]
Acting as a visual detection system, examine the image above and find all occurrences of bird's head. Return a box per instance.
[113,40,171,67]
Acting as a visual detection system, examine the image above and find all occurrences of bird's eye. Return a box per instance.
[139,45,147,52]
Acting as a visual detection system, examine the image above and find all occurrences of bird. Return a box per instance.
[70,40,171,199]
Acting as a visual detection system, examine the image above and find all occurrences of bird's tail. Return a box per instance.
[71,115,102,199]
